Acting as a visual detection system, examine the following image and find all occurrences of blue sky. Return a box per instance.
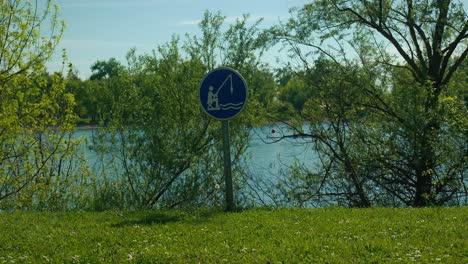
[46,0,468,79]
[47,0,310,78]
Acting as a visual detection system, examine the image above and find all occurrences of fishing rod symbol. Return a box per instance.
[207,74,244,111]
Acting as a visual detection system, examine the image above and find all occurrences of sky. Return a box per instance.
[47,0,311,79]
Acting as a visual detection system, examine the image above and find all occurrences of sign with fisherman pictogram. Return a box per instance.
[199,67,247,120]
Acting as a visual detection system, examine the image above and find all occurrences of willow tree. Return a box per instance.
[0,1,77,209]
[271,0,467,206]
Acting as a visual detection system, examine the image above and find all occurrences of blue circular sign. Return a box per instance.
[199,67,248,120]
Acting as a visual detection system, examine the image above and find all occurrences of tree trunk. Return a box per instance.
[414,149,435,207]
[414,92,440,207]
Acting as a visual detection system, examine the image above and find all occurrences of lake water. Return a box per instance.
[73,125,319,206]
[248,125,318,172]
[71,126,468,207]
[74,125,317,175]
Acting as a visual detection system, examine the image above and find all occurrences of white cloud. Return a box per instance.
[177,19,201,26]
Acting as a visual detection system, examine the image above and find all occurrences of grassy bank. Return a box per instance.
[0,207,466,263]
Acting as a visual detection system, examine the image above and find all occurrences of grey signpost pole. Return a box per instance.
[199,67,247,212]
[222,120,234,211]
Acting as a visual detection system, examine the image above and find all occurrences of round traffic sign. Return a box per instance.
[199,67,248,120]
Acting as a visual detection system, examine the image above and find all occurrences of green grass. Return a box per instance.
[0,207,467,263]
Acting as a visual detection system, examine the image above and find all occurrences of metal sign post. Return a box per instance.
[199,67,247,211]
[222,120,234,211]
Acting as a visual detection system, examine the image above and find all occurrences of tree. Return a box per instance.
[83,58,126,125]
[0,0,63,85]
[184,10,225,71]
[269,59,376,207]
[0,1,81,210]
[0,69,78,208]
[248,66,277,108]
[90,58,124,81]
[278,75,309,111]
[65,72,89,121]
[87,11,272,209]
[270,0,467,206]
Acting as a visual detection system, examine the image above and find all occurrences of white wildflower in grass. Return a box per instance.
[215,183,221,189]
[223,241,230,248]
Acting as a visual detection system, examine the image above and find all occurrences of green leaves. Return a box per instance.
[0,1,80,210]
[0,0,63,84]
